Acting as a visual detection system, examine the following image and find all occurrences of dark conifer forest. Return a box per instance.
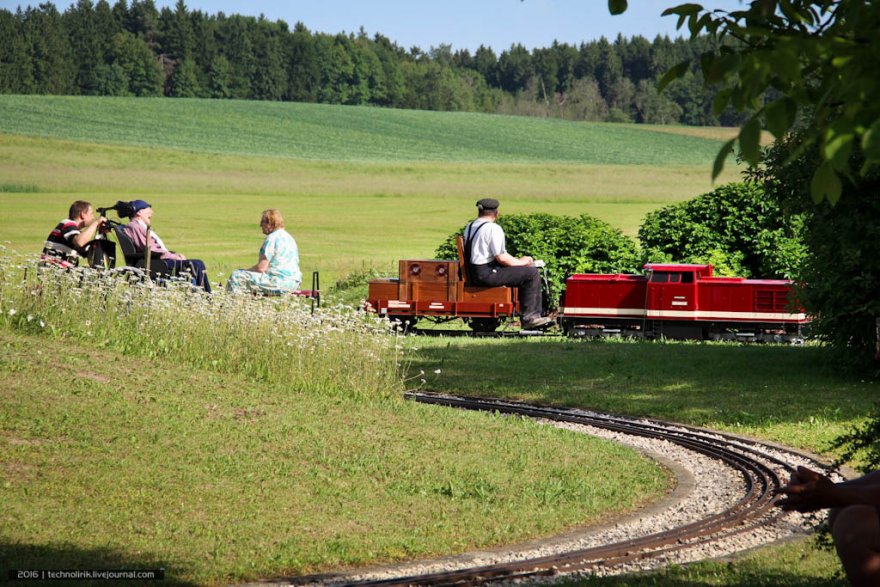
[0,0,746,126]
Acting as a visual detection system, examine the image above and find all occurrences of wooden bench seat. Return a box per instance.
[455,235,515,304]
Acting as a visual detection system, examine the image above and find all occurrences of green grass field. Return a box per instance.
[409,337,876,458]
[0,96,863,585]
[0,95,741,285]
[0,331,668,585]
[0,95,728,165]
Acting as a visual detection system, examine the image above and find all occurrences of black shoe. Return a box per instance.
[522,316,553,330]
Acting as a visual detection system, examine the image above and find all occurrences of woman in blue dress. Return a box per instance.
[226,209,302,295]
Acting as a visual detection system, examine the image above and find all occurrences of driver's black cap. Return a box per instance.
[476,198,499,212]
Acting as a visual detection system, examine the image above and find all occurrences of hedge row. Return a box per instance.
[435,212,642,302]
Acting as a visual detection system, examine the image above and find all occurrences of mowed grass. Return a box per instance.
[408,337,875,586]
[0,331,668,585]
[0,95,741,285]
[561,537,846,586]
[409,337,877,456]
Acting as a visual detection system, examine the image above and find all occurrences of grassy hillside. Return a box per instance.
[0,95,726,165]
[0,96,863,586]
[0,96,742,285]
[0,330,667,584]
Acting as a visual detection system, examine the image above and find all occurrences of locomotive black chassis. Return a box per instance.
[559,316,807,342]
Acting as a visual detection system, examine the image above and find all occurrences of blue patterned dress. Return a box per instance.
[227,229,302,294]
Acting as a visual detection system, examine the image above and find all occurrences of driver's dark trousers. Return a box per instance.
[470,262,542,321]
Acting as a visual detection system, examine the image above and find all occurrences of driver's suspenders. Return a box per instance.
[462,220,498,280]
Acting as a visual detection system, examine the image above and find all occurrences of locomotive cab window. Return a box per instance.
[651,272,693,284]
[650,272,684,283]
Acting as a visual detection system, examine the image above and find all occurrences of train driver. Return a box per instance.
[462,198,551,330]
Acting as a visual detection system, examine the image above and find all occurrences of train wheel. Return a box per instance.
[468,317,502,333]
[559,318,574,337]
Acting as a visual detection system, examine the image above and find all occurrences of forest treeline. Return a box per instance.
[0,0,746,126]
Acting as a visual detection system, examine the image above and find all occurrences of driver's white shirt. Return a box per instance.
[464,219,506,265]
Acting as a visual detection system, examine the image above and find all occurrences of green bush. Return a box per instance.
[638,182,807,278]
[749,132,880,370]
[435,212,641,306]
[796,188,880,366]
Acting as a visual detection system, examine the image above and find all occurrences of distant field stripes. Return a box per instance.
[0,95,728,165]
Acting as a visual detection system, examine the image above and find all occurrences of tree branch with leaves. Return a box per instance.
[611,0,880,204]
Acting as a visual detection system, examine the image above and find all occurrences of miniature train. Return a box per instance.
[365,237,809,341]
[558,263,807,342]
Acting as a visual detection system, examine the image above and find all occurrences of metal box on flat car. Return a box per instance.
[397,260,457,301]
[366,255,517,330]
[367,278,400,302]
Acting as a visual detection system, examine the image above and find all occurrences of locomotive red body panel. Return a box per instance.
[559,274,648,320]
[560,263,808,340]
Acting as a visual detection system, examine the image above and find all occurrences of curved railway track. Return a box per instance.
[269,392,836,587]
[401,326,805,344]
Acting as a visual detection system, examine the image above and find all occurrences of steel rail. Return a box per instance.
[283,393,824,587]
[399,393,784,577]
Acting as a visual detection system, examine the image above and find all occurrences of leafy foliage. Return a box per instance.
[794,186,880,365]
[749,133,880,369]
[606,1,880,372]
[639,182,807,278]
[654,1,880,204]
[435,213,641,304]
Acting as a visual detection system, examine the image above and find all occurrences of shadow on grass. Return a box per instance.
[410,339,876,433]
[566,569,847,586]
[0,541,194,587]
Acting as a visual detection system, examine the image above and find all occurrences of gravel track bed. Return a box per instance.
[252,408,841,587]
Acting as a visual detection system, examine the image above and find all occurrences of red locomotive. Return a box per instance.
[559,263,808,342]
[366,240,809,341]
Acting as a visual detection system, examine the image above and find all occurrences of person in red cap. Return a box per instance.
[462,198,551,330]
[122,200,212,293]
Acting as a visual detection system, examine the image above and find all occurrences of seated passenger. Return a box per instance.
[41,200,107,268]
[226,209,302,295]
[463,198,551,329]
[121,200,212,293]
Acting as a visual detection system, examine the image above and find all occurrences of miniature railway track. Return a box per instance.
[280,393,828,587]
[405,327,558,338]
[403,326,804,343]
